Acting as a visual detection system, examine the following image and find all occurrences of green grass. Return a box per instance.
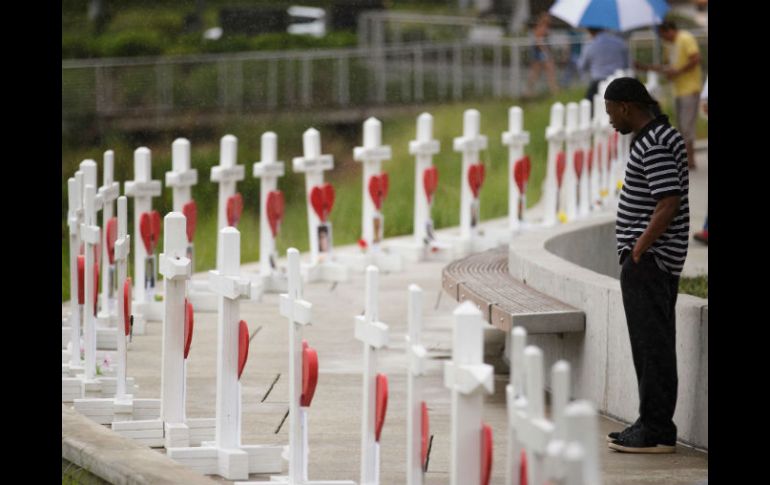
[679,276,708,299]
[61,87,708,301]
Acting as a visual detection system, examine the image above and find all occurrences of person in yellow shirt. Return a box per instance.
[637,20,703,169]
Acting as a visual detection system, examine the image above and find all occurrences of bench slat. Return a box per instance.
[443,246,585,334]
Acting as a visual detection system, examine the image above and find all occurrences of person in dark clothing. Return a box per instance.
[604,77,690,454]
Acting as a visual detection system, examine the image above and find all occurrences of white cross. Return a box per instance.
[501,107,531,233]
[407,284,428,485]
[563,102,581,222]
[158,212,192,428]
[409,113,441,247]
[67,173,84,371]
[166,138,198,212]
[591,94,605,209]
[293,128,334,265]
[279,248,312,481]
[543,361,571,483]
[505,327,527,485]
[211,135,245,270]
[542,103,566,227]
[355,266,390,485]
[113,196,131,402]
[124,147,162,305]
[563,401,602,485]
[81,184,101,381]
[80,159,104,214]
[208,227,255,449]
[253,132,285,278]
[354,117,392,248]
[453,109,488,239]
[444,301,494,485]
[267,248,353,485]
[515,346,555,485]
[578,100,593,218]
[98,151,121,317]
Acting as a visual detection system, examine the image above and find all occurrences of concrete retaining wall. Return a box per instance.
[508,213,708,450]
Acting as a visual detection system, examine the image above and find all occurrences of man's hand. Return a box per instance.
[632,195,681,263]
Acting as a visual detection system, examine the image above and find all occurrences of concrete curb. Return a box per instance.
[62,404,217,485]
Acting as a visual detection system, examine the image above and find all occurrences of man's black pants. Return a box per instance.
[619,252,679,441]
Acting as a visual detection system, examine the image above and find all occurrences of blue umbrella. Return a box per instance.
[549,0,671,31]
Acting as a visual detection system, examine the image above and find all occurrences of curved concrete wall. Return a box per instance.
[508,213,708,450]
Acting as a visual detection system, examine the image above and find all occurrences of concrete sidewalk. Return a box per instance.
[62,142,708,484]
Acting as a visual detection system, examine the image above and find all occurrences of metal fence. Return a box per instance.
[62,30,707,128]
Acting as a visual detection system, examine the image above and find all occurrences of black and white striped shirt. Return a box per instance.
[616,115,690,276]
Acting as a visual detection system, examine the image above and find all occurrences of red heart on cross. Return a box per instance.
[423,166,438,204]
[588,148,594,174]
[106,217,118,265]
[140,211,161,254]
[123,277,132,336]
[227,193,244,228]
[183,200,197,243]
[310,183,335,222]
[556,151,566,189]
[266,191,285,238]
[301,340,319,407]
[481,423,493,485]
[574,150,584,178]
[77,255,85,305]
[184,299,194,359]
[238,320,249,380]
[421,401,430,469]
[468,163,485,198]
[520,449,528,485]
[375,373,388,442]
[368,173,389,211]
[513,155,531,193]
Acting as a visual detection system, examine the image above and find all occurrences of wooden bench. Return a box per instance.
[442,246,585,334]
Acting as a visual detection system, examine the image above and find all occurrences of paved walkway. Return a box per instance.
[62,143,708,484]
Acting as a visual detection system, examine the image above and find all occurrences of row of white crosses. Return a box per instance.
[165,225,283,479]
[62,160,106,358]
[541,91,631,226]
[505,327,602,485]
[74,197,160,422]
[63,163,133,401]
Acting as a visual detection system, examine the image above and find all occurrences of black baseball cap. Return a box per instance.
[604,77,658,105]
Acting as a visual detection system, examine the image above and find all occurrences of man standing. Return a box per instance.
[578,28,629,102]
[638,20,702,169]
[604,78,690,454]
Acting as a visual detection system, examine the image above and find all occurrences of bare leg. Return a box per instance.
[544,60,559,95]
[526,63,542,97]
